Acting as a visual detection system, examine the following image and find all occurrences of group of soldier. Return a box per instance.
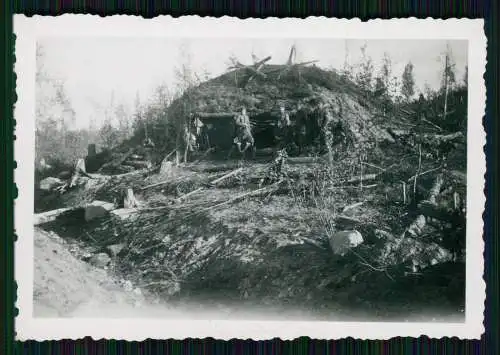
[183,104,300,161]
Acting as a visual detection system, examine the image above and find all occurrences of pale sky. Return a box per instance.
[39,37,467,129]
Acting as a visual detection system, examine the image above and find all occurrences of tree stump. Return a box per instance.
[123,188,140,209]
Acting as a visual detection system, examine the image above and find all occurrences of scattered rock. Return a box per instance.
[39,177,63,191]
[106,243,126,257]
[374,229,395,241]
[84,200,115,221]
[89,253,111,268]
[329,230,364,256]
[122,280,133,292]
[160,160,174,176]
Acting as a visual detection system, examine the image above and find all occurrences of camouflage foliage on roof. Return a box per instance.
[167,64,394,146]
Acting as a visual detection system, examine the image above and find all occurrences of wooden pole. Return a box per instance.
[443,53,449,119]
[359,155,363,192]
[413,144,422,199]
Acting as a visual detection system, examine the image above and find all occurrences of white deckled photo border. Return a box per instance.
[13,15,487,340]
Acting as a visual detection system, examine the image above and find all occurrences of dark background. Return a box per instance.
[1,1,498,354]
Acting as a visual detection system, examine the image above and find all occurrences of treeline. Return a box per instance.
[35,42,206,170]
[35,42,467,171]
[341,42,468,129]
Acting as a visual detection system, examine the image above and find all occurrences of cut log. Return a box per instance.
[39,177,64,191]
[346,173,378,184]
[124,160,152,169]
[34,207,73,225]
[110,208,140,221]
[209,167,243,185]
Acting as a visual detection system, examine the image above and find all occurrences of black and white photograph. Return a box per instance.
[14,16,486,340]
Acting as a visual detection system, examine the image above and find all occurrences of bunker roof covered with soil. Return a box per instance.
[168,63,394,145]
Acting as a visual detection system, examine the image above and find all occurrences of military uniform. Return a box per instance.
[228,109,255,159]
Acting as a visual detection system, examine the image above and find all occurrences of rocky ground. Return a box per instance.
[34,146,466,322]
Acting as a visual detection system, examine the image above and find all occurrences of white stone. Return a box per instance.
[123,280,133,292]
[329,230,364,256]
[39,177,63,191]
[106,243,126,257]
[89,253,111,268]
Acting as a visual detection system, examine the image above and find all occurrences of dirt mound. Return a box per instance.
[33,228,149,317]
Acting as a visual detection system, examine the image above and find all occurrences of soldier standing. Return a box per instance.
[276,105,292,151]
[228,107,255,159]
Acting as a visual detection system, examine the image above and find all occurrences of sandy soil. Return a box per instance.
[33,228,147,317]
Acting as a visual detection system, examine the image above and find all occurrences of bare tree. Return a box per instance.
[172,41,201,164]
[462,65,468,88]
[440,43,457,119]
[354,43,374,94]
[341,40,354,81]
[401,61,416,103]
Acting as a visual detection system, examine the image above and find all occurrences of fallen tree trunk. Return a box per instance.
[201,180,284,212]
[345,173,378,184]
[209,167,243,185]
[174,167,245,203]
[175,187,205,203]
[34,207,73,225]
[418,131,464,144]
[97,148,134,173]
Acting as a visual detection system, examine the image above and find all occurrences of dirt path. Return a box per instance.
[34,228,148,317]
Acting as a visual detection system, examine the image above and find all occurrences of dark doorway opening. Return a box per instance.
[251,113,278,149]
